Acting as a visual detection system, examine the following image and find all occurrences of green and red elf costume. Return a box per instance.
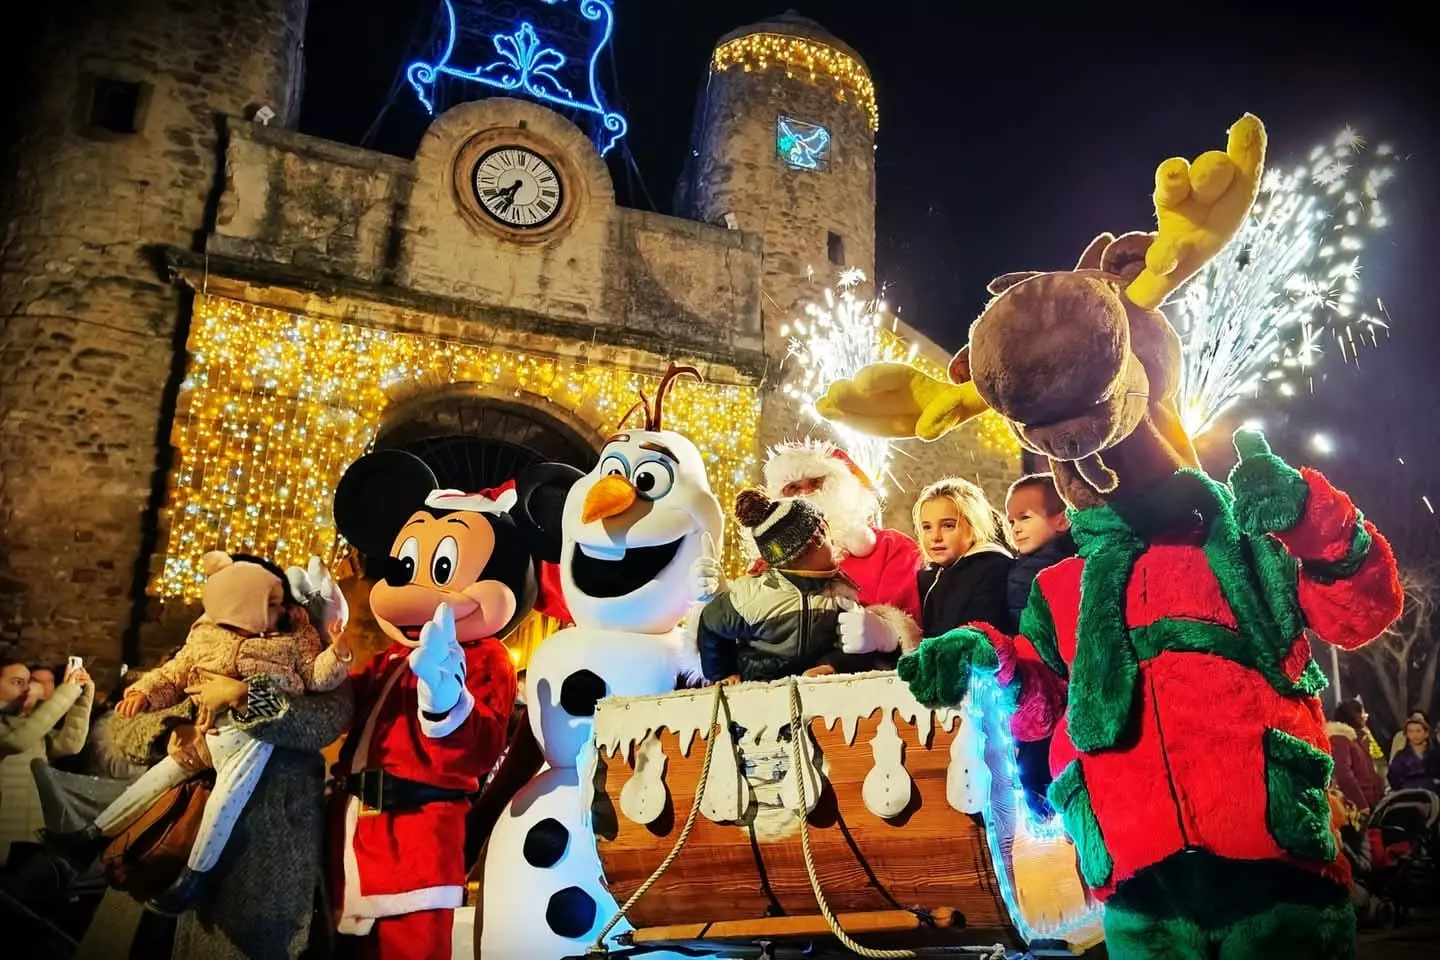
[900,431,1404,959]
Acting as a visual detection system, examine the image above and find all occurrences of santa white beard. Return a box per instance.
[801,472,879,556]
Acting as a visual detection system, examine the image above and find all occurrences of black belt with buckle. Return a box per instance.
[346,769,469,814]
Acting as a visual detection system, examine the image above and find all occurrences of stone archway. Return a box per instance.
[374,383,601,490]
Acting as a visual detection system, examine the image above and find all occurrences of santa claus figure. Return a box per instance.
[759,439,922,644]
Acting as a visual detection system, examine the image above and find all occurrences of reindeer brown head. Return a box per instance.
[961,232,1200,509]
[814,115,1266,508]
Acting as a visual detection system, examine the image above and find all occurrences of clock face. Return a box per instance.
[473,147,563,229]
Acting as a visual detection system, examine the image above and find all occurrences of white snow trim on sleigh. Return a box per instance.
[337,797,465,935]
[592,671,985,827]
[417,685,475,739]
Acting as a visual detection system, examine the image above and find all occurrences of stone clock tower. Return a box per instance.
[675,11,878,453]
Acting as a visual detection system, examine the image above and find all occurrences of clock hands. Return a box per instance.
[484,179,524,213]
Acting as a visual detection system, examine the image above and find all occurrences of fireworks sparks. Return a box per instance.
[1170,126,1398,438]
[782,268,914,492]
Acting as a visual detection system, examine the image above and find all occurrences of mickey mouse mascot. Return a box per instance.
[329,450,579,960]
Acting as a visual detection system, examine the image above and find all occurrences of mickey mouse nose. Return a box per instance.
[581,475,637,523]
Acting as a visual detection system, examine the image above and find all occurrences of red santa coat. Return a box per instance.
[841,527,924,624]
[333,638,515,933]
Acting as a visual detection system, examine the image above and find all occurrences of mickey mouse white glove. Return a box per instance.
[285,556,350,631]
[837,598,901,655]
[409,603,466,715]
[690,531,726,603]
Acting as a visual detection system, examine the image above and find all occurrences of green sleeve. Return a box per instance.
[1017,578,1068,679]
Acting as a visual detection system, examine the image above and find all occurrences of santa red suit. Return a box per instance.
[333,636,515,960]
[761,439,923,646]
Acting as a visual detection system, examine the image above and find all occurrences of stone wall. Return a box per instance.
[0,0,309,678]
[673,18,878,461]
[210,100,765,360]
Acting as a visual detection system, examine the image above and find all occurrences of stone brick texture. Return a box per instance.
[674,19,878,464]
[0,0,308,682]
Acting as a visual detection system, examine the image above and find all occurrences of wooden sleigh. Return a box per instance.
[586,671,1105,957]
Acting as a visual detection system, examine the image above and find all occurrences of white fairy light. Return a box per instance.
[784,268,904,493]
[1168,127,1398,438]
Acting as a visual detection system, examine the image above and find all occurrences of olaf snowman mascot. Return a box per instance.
[478,363,723,959]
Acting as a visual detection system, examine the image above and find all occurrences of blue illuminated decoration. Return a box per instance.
[406,0,629,157]
[776,116,831,171]
[969,673,1105,944]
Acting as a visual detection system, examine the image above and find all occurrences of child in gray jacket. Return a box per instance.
[698,490,898,684]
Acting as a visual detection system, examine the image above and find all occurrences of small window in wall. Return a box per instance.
[87,78,143,134]
[776,116,831,171]
[827,231,845,266]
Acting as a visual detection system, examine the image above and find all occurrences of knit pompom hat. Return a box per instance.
[735,489,825,567]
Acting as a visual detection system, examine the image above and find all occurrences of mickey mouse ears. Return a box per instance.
[333,449,438,557]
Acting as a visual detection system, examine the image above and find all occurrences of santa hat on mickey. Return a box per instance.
[424,479,572,626]
[763,438,880,501]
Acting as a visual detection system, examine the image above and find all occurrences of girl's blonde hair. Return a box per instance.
[912,477,1006,550]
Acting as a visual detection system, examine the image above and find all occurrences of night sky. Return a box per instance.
[304,1,1437,564]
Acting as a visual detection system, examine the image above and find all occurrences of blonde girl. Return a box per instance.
[912,478,1012,638]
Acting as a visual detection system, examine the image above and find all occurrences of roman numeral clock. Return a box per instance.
[449,125,583,243]
[474,146,562,228]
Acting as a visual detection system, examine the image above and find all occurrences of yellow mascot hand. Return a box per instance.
[816,363,989,442]
[1126,113,1267,310]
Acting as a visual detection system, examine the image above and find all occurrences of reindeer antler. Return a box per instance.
[1126,114,1267,310]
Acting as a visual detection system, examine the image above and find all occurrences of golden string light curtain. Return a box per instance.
[155,295,762,600]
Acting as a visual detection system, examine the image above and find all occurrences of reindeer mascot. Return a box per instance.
[819,115,1404,959]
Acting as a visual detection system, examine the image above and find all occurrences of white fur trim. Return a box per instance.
[871,604,923,655]
[669,608,706,685]
[764,440,850,491]
[424,487,517,514]
[418,685,475,739]
[338,797,464,930]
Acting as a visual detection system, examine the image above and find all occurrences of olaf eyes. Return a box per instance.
[599,454,628,477]
[632,459,675,500]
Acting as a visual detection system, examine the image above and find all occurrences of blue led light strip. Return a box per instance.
[406,0,629,156]
[969,674,1105,944]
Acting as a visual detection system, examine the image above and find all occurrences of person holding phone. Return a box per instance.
[0,656,94,861]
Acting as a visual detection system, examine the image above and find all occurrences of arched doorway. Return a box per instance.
[374,384,599,490]
[338,384,602,672]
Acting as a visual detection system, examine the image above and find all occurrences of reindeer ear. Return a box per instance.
[947,345,972,385]
[1102,231,1155,284]
[986,271,1040,296]
[1076,233,1116,270]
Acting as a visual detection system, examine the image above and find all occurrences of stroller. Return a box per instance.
[1344,788,1440,924]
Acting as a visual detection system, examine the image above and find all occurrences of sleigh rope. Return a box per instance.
[588,679,1007,959]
